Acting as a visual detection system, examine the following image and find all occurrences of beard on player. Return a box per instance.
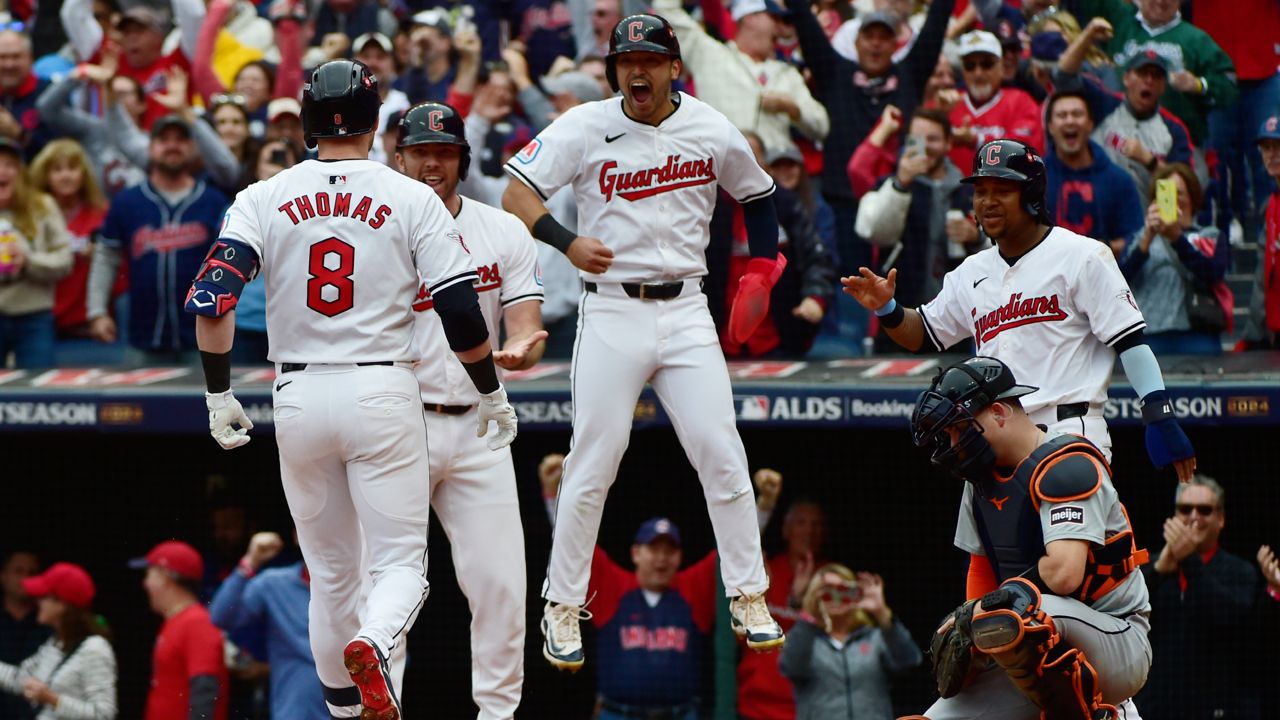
[617,52,681,125]
[396,143,464,210]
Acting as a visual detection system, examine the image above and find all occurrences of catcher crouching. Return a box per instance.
[900,357,1151,720]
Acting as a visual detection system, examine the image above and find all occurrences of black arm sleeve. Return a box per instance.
[188,674,221,720]
[741,194,780,259]
[431,280,490,352]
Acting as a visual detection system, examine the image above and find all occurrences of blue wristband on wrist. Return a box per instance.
[874,298,898,317]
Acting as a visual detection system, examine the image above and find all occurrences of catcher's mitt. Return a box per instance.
[929,599,978,699]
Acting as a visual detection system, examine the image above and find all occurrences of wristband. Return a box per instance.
[238,556,257,578]
[873,298,897,317]
[531,213,577,255]
[1139,390,1174,425]
[200,350,232,394]
[879,301,906,329]
[461,351,501,395]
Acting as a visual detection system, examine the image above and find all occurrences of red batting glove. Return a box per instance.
[728,253,787,345]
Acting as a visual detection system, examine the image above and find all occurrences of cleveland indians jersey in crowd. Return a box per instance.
[948,88,1046,170]
[218,159,476,364]
[503,92,775,283]
[412,197,544,404]
[919,226,1146,418]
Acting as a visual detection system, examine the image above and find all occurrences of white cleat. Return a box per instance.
[730,591,785,651]
[541,601,591,671]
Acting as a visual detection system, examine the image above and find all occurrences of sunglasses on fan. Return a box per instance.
[819,581,862,605]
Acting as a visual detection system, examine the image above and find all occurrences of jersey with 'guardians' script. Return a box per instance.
[503,92,774,283]
[918,226,1145,418]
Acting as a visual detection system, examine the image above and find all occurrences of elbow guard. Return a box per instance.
[185,239,260,317]
[431,280,490,351]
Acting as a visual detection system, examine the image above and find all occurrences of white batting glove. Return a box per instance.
[477,385,518,450]
[206,390,254,450]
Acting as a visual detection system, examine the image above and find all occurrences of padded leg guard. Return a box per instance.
[970,578,1114,720]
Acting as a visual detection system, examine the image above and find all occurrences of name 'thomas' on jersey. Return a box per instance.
[919,226,1145,419]
[503,92,775,283]
[412,197,544,405]
[218,159,476,364]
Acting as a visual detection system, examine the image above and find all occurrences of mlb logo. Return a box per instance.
[515,138,542,165]
[737,395,769,421]
[534,261,544,287]
[330,176,347,185]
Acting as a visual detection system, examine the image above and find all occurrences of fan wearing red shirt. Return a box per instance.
[737,496,827,720]
[947,30,1044,171]
[130,541,228,720]
[59,1,191,129]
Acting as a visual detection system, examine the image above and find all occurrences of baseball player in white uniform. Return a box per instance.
[501,14,787,671]
[185,60,518,720]
[843,139,1196,481]
[395,101,547,720]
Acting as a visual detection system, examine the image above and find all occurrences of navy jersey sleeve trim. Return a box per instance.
[429,270,480,295]
[919,307,945,351]
[504,164,550,202]
[1105,321,1146,347]
[735,182,776,205]
[500,292,545,307]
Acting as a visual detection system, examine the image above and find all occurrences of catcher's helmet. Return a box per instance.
[961,139,1049,223]
[911,357,1038,484]
[605,14,681,92]
[301,60,381,149]
[396,102,471,181]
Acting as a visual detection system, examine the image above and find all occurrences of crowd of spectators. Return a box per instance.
[0,0,1271,367]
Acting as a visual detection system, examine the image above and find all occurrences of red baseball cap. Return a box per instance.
[22,562,96,609]
[129,540,203,581]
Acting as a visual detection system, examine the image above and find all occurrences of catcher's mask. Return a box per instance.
[911,357,1037,484]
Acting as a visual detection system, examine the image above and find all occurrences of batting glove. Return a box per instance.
[206,390,254,450]
[477,385,518,451]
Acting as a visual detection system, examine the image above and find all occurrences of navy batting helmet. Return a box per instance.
[396,102,471,181]
[606,14,681,92]
[961,139,1049,223]
[301,60,380,149]
[911,357,1038,483]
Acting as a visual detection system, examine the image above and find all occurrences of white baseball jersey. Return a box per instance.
[412,196,544,404]
[919,226,1146,418]
[503,92,775,282]
[219,159,476,364]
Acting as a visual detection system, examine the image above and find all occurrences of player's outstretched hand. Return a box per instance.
[494,330,550,370]
[206,389,253,450]
[567,236,614,274]
[840,267,896,310]
[478,385,518,450]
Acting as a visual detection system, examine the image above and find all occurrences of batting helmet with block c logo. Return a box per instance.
[396,102,471,180]
[961,138,1049,223]
[605,14,681,93]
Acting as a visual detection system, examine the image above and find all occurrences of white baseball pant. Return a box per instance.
[543,288,769,605]
[272,363,432,715]
[426,409,526,720]
[924,596,1151,719]
[1034,407,1112,462]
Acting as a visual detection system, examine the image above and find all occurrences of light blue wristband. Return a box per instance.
[874,298,898,317]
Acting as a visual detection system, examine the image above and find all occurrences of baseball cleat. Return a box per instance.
[343,637,402,720]
[730,591,785,651]
[542,601,591,671]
